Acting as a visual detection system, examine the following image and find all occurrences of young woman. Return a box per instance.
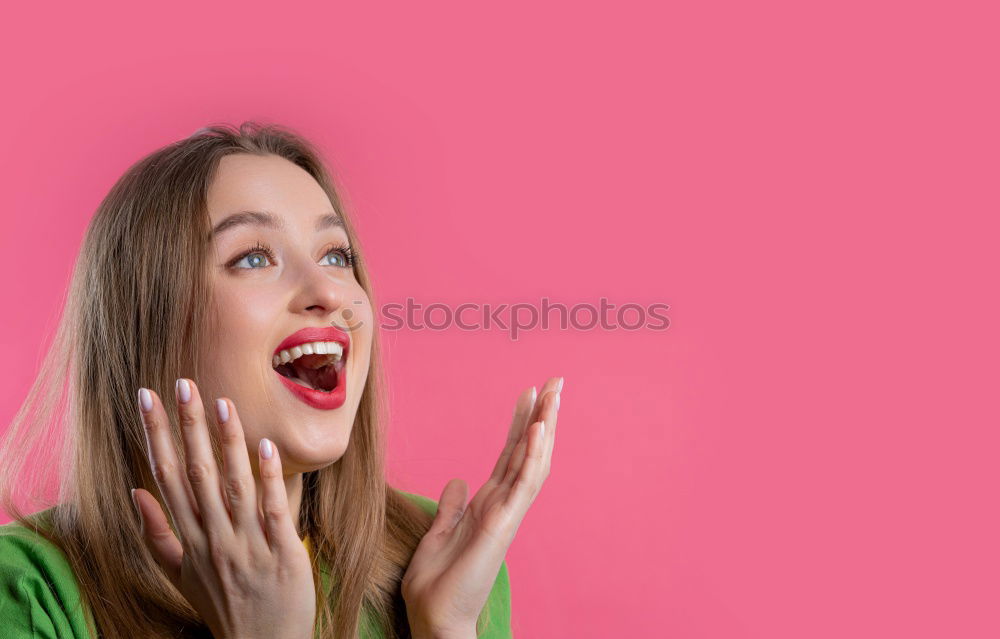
[0,122,562,638]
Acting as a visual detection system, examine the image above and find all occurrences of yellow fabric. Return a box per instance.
[302,534,312,558]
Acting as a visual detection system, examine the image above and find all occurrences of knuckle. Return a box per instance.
[263,505,285,522]
[260,465,281,480]
[178,408,199,429]
[149,527,176,545]
[141,414,157,433]
[151,461,175,484]
[186,462,212,485]
[178,530,200,555]
[518,479,533,495]
[220,426,241,445]
[206,535,231,568]
[224,475,251,500]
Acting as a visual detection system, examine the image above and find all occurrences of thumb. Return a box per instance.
[430,479,468,536]
[131,488,184,585]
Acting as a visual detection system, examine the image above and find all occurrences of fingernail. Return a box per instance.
[260,438,274,460]
[557,377,565,392]
[216,398,229,424]
[554,392,560,411]
[130,488,138,513]
[176,378,191,404]
[531,387,537,403]
[540,420,546,438]
[138,388,153,413]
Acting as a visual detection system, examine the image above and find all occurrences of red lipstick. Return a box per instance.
[272,326,350,410]
[273,326,350,359]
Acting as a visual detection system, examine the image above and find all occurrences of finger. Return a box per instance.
[488,386,537,483]
[138,387,202,545]
[502,384,560,488]
[214,397,260,537]
[489,377,558,484]
[175,379,233,537]
[505,420,547,511]
[257,438,300,556]
[132,488,184,585]
[527,377,562,426]
[429,479,469,537]
[542,378,563,475]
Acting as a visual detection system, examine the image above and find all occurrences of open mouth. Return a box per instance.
[271,341,346,393]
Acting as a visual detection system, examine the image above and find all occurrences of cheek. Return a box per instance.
[335,284,371,329]
[211,291,254,344]
[213,284,281,330]
[343,290,375,361]
[201,287,274,374]
[350,300,375,331]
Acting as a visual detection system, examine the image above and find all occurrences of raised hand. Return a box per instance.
[401,376,563,639]
[131,379,316,639]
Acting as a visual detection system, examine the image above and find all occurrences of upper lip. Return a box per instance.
[272,326,350,363]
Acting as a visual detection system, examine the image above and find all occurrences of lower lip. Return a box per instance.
[274,366,347,410]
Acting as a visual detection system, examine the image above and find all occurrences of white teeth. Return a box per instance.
[271,341,344,369]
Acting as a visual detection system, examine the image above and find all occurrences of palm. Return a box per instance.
[402,378,563,637]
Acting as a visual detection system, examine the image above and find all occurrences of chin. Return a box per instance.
[280,441,350,473]
[281,418,353,462]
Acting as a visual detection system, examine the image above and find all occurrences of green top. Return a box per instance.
[0,491,512,638]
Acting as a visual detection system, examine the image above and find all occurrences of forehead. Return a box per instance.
[206,153,336,228]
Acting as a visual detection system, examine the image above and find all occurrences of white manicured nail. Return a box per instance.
[176,379,191,404]
[260,438,274,460]
[138,388,153,413]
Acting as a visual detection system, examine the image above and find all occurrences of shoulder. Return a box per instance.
[0,507,75,583]
[392,490,513,638]
[0,507,94,638]
[395,489,441,517]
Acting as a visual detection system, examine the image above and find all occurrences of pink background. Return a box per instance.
[2,1,998,637]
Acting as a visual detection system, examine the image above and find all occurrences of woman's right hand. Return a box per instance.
[131,378,316,639]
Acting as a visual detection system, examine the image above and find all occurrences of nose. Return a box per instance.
[286,256,347,323]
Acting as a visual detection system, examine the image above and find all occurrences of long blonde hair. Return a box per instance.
[0,121,473,638]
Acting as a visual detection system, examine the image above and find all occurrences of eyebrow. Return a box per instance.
[208,210,344,240]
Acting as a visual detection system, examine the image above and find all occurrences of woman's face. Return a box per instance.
[196,153,373,475]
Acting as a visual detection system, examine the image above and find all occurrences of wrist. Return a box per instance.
[404,595,477,639]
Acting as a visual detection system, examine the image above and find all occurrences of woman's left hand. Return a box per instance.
[402,376,563,639]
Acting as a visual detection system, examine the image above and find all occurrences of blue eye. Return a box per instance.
[227,241,356,271]
[318,242,357,268]
[229,242,274,269]
[239,253,270,268]
[322,248,351,268]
